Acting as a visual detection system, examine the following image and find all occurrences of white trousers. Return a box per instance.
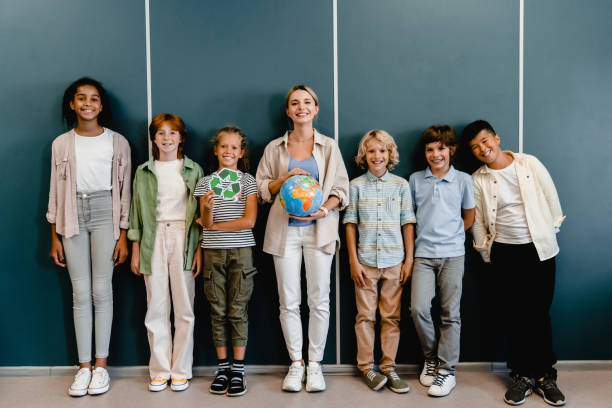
[273,225,334,362]
[144,221,195,380]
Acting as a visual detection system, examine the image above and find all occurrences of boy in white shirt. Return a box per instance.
[462,120,566,407]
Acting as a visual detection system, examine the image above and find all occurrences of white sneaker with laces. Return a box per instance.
[420,359,437,387]
[427,369,456,397]
[68,368,91,397]
[282,361,305,392]
[88,367,110,395]
[306,361,326,392]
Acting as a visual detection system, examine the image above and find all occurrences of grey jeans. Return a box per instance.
[410,256,464,373]
[62,191,116,363]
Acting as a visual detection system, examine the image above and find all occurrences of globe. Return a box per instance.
[279,175,324,217]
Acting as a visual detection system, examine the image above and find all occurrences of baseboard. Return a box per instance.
[1,360,610,377]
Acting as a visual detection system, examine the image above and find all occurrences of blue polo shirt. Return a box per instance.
[409,166,475,258]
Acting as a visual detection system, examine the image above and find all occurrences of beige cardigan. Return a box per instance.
[472,152,565,262]
[46,129,131,239]
[256,130,349,256]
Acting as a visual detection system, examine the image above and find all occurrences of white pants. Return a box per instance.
[144,221,195,380]
[273,225,334,362]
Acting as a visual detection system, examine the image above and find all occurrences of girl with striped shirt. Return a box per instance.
[194,126,258,397]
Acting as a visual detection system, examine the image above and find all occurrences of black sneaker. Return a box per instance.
[536,374,566,406]
[227,371,247,397]
[209,369,230,394]
[504,374,535,405]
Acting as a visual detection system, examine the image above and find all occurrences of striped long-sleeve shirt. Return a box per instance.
[343,171,415,268]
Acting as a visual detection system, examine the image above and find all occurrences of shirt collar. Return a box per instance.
[366,170,390,182]
[278,129,325,147]
[424,165,456,182]
[478,150,517,174]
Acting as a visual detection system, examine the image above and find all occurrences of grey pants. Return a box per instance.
[62,191,116,363]
[410,256,464,373]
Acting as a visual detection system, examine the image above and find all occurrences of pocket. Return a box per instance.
[55,158,68,180]
[386,196,400,217]
[202,267,217,302]
[237,267,256,304]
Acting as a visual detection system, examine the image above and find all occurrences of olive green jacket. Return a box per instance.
[128,156,203,275]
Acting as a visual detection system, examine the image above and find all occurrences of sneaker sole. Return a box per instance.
[227,387,247,397]
[87,384,109,395]
[68,388,88,397]
[536,387,566,406]
[305,386,325,392]
[388,384,410,394]
[504,388,532,405]
[209,388,227,395]
[148,384,168,392]
[171,383,189,392]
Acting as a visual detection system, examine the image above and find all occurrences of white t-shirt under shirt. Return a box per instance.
[155,159,187,221]
[74,128,113,193]
[488,162,532,244]
[193,170,257,248]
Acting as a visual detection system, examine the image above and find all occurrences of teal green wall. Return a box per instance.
[0,0,609,366]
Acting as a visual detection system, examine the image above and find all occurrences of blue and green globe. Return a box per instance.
[279,175,323,217]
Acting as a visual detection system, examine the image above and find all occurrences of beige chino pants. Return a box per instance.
[144,221,195,380]
[354,263,403,373]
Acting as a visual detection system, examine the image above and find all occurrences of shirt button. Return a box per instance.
[493,195,496,198]
[492,209,495,212]
[378,203,382,206]
[378,218,381,221]
[493,181,497,184]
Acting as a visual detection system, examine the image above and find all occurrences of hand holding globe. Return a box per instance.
[279,175,324,219]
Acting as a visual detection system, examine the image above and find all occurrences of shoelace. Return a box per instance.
[424,360,437,377]
[366,371,377,380]
[388,371,401,381]
[73,369,90,386]
[287,364,303,378]
[540,378,557,391]
[432,373,451,387]
[513,376,532,392]
[90,369,107,386]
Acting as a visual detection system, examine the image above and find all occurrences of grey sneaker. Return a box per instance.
[363,369,387,391]
[384,370,410,393]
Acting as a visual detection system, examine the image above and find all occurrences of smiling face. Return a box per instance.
[214,131,244,171]
[365,139,390,178]
[286,89,319,125]
[153,122,182,161]
[69,85,102,124]
[468,129,503,167]
[425,141,453,176]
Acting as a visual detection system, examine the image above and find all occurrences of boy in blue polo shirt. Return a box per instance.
[409,124,475,397]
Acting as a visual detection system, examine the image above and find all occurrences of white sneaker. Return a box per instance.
[170,378,190,392]
[427,369,456,397]
[68,368,91,397]
[148,377,168,392]
[88,367,110,395]
[306,362,326,392]
[282,361,305,392]
[420,359,437,387]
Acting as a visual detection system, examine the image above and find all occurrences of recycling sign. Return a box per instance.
[210,168,242,201]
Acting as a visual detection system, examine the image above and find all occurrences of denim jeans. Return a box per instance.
[410,256,464,373]
[62,191,115,363]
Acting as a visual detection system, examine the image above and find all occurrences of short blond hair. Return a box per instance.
[285,84,319,108]
[355,129,399,171]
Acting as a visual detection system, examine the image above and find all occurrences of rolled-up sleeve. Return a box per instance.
[256,144,275,204]
[119,140,132,230]
[328,143,349,210]
[46,144,57,224]
[471,176,491,262]
[127,171,141,242]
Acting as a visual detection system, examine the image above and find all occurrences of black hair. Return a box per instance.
[61,77,112,128]
[460,120,496,145]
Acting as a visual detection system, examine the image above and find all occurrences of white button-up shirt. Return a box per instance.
[472,152,565,262]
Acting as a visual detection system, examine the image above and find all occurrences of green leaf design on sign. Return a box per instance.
[209,168,242,200]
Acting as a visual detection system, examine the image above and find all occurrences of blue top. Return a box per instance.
[343,170,416,268]
[409,166,475,258]
[288,156,319,227]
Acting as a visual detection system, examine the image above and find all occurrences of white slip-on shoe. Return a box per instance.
[68,367,91,397]
[282,361,305,392]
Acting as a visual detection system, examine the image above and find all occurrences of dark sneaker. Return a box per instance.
[384,370,410,393]
[227,371,247,397]
[209,369,230,394]
[504,375,535,405]
[536,375,566,406]
[362,369,387,391]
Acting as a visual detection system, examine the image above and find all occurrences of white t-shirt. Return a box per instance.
[74,128,113,193]
[489,162,532,244]
[155,159,187,221]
